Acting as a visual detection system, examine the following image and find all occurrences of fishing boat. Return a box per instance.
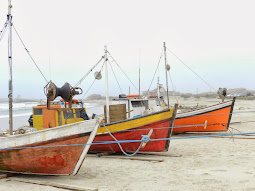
[0,1,99,175]
[147,42,236,133]
[173,98,235,133]
[0,120,99,175]
[90,98,177,152]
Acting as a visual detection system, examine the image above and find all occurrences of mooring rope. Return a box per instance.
[1,131,255,152]
[101,121,148,157]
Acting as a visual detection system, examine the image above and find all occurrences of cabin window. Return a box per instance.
[34,108,42,115]
[75,109,81,118]
[63,110,74,119]
[131,101,148,109]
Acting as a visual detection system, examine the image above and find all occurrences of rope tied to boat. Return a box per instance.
[98,119,151,157]
[141,135,150,143]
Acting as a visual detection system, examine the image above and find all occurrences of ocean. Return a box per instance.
[0,101,104,132]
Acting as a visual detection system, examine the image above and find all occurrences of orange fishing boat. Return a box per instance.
[173,98,236,133]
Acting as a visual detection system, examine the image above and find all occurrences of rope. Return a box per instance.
[147,49,164,94]
[166,46,216,92]
[101,122,148,157]
[2,131,255,152]
[0,19,8,44]
[109,59,123,94]
[179,110,255,118]
[12,24,48,83]
[75,56,105,87]
[107,50,139,92]
[99,122,225,133]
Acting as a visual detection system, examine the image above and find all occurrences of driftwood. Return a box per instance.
[9,177,98,191]
[137,152,182,157]
[95,155,164,162]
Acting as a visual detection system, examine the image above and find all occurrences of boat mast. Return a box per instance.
[157,77,160,98]
[104,46,110,123]
[163,42,169,108]
[8,0,13,135]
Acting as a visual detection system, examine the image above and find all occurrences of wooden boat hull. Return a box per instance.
[173,98,235,133]
[90,108,175,152]
[0,120,98,175]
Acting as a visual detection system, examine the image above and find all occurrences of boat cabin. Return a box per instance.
[32,101,87,130]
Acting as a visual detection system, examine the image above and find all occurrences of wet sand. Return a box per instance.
[0,97,255,191]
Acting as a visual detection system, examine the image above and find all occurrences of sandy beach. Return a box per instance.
[0,97,255,191]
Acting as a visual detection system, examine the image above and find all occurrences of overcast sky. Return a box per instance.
[0,0,254,99]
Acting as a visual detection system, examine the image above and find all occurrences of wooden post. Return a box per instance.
[8,0,13,135]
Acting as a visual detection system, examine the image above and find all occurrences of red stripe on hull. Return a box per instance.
[173,106,232,132]
[90,119,171,152]
[0,134,90,175]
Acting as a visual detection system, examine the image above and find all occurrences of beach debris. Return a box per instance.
[14,126,36,135]
[137,152,182,158]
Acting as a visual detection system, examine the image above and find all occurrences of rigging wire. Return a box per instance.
[109,59,123,94]
[107,50,139,93]
[147,48,164,94]
[0,19,8,44]
[166,46,216,91]
[168,70,178,104]
[81,60,106,100]
[12,24,48,83]
[75,56,105,87]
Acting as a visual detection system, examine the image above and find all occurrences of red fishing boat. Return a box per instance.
[173,98,235,133]
[0,120,99,175]
[90,106,177,152]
